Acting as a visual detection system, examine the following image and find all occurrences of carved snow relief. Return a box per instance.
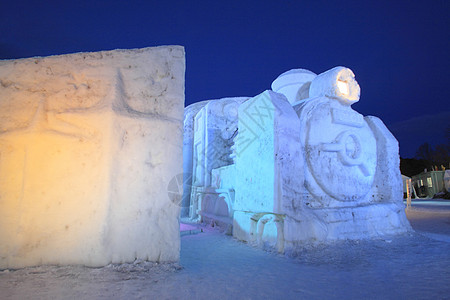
[298,68,377,205]
[0,46,185,268]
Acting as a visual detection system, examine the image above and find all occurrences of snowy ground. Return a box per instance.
[1,200,449,300]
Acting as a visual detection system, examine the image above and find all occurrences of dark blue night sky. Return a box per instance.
[1,0,449,158]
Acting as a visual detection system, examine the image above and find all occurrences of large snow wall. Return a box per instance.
[0,46,185,268]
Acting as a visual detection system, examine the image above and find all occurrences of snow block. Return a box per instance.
[0,46,185,268]
[232,90,302,249]
[234,90,302,213]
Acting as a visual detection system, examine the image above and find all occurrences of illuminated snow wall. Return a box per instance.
[0,46,185,268]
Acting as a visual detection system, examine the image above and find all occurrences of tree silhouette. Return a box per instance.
[433,144,450,166]
[412,141,450,172]
[415,143,433,161]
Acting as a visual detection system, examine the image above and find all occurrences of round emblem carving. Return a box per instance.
[303,100,377,202]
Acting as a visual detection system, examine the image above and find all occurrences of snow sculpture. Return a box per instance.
[283,66,411,251]
[189,97,247,223]
[0,46,185,268]
[186,66,410,253]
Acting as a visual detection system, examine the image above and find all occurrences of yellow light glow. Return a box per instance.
[0,101,111,268]
[337,80,349,96]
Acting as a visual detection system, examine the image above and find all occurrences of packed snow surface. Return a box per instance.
[1,200,449,299]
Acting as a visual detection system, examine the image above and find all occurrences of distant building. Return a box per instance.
[411,170,446,198]
[445,170,450,192]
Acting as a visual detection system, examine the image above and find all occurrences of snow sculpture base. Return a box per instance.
[283,202,409,250]
[0,46,185,268]
[234,202,409,253]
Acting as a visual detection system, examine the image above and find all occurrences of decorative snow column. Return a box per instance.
[233,91,302,251]
[284,66,411,249]
[0,46,185,268]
